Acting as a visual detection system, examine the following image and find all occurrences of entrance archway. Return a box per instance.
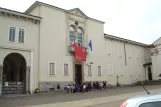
[148,66,152,81]
[2,53,26,94]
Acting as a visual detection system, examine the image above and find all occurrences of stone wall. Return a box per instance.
[2,82,25,94]
[39,81,73,92]
[39,81,109,92]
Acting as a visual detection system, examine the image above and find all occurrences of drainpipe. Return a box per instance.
[124,42,127,65]
[38,5,41,89]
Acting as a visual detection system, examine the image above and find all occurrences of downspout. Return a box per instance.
[38,5,41,89]
[124,42,127,65]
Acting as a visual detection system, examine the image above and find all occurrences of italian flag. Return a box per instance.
[72,35,77,47]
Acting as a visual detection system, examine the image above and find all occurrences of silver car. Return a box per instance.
[120,93,161,107]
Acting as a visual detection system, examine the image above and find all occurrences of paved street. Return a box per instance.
[0,85,161,107]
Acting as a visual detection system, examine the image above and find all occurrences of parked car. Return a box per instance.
[120,93,161,107]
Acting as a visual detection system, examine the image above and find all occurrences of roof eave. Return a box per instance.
[25,1,66,14]
[25,1,39,13]
[88,17,105,24]
[104,34,148,47]
[0,8,41,21]
[25,1,105,24]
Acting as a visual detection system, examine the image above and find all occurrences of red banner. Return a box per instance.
[75,46,86,62]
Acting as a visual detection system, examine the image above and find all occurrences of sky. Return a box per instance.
[0,0,161,44]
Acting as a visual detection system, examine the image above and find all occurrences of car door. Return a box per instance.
[135,99,161,107]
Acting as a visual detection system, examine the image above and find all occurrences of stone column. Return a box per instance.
[26,66,30,94]
[0,65,3,95]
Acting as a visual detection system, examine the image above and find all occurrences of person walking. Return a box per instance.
[83,83,86,92]
[67,84,70,93]
[57,84,60,92]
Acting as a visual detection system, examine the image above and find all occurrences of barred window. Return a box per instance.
[64,64,69,76]
[107,42,112,55]
[69,26,76,46]
[9,27,16,42]
[98,66,102,76]
[49,62,55,75]
[108,64,113,76]
[77,27,84,47]
[19,28,25,43]
[88,65,92,76]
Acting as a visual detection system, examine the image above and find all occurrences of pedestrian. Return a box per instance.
[85,83,88,92]
[89,82,91,91]
[67,84,70,93]
[104,81,107,89]
[83,83,86,92]
[71,84,75,93]
[57,84,60,92]
[80,84,83,92]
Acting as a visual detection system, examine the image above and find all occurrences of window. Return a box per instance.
[19,28,25,43]
[129,64,133,76]
[77,27,84,47]
[49,62,55,75]
[88,65,92,76]
[9,27,16,42]
[64,63,69,76]
[139,101,161,107]
[108,64,113,75]
[137,66,142,76]
[69,26,76,46]
[98,66,102,76]
[118,43,123,57]
[128,45,132,58]
[119,65,124,75]
[107,42,112,55]
[137,47,140,59]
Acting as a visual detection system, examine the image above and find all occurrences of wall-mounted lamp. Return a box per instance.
[90,62,93,64]
[85,62,94,66]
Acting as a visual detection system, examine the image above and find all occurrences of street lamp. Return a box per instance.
[116,75,120,87]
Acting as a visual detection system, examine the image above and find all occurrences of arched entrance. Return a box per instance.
[148,66,152,81]
[2,53,26,94]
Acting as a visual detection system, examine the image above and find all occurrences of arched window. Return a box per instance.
[77,27,84,46]
[69,26,76,46]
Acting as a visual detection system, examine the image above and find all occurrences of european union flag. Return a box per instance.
[88,40,92,51]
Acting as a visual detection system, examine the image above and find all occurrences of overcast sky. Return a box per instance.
[0,0,161,44]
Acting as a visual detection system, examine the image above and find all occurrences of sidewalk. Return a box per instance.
[22,88,161,107]
[0,85,161,107]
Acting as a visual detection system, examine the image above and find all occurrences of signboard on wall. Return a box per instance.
[75,46,86,62]
[5,82,8,87]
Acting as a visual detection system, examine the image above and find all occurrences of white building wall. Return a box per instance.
[0,15,40,92]
[151,55,161,79]
[84,20,149,85]
[26,3,151,89]
[150,45,161,80]
[38,5,74,84]
[84,19,106,82]
[28,5,40,16]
